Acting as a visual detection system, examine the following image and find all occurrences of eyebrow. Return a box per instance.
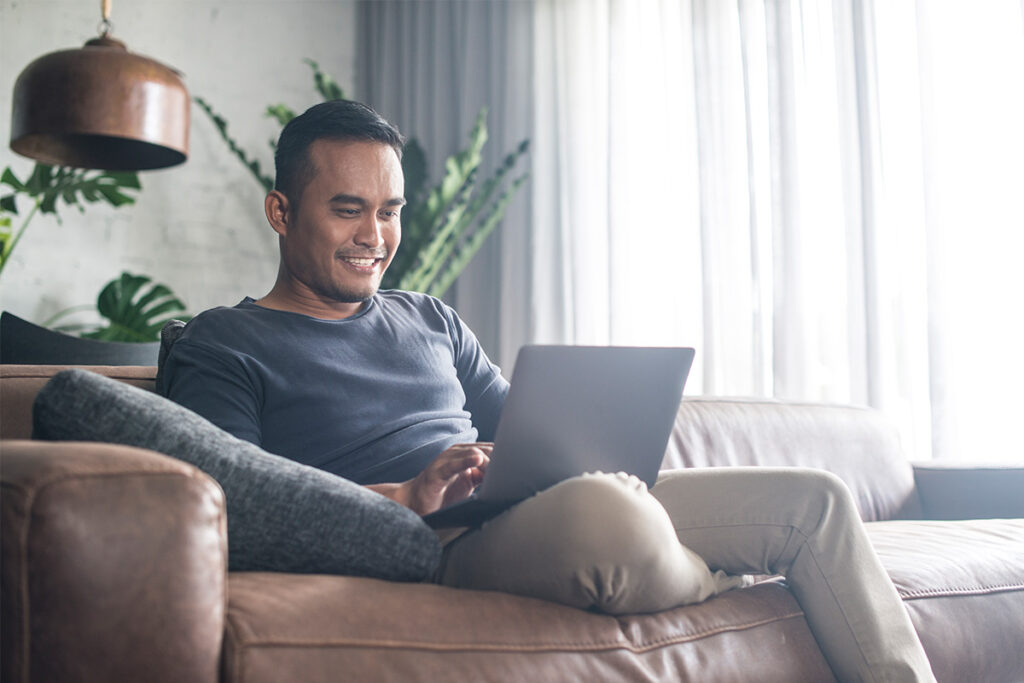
[328,193,407,207]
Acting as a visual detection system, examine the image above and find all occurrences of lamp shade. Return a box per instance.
[9,35,189,171]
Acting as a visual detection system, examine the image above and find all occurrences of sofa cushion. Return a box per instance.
[867,519,1024,683]
[222,573,836,683]
[31,368,442,581]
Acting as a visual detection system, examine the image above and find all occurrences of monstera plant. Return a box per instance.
[195,59,529,298]
[45,271,190,343]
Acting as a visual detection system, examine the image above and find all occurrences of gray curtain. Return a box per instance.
[357,0,534,372]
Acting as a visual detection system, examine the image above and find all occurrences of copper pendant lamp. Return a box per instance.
[9,0,190,171]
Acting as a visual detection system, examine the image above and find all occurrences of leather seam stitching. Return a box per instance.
[900,583,1024,599]
[228,610,807,654]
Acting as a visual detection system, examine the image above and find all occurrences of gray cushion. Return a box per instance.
[32,368,441,581]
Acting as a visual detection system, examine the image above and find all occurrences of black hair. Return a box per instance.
[273,100,405,203]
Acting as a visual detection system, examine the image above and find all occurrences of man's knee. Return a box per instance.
[536,472,711,613]
[786,468,857,513]
[544,472,677,560]
[748,468,862,545]
[441,472,721,614]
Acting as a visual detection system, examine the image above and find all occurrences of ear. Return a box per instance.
[265,190,291,237]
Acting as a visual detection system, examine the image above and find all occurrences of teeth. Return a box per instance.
[343,257,377,267]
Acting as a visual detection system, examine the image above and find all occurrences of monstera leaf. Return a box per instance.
[0,164,141,278]
[80,272,190,342]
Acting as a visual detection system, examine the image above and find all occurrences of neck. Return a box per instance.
[255,280,368,320]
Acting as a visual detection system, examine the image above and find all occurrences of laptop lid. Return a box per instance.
[476,345,694,503]
[423,345,695,528]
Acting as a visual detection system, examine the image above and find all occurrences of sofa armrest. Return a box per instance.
[912,461,1024,520]
[2,440,227,683]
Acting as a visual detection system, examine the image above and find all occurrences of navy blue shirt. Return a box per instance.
[160,291,509,484]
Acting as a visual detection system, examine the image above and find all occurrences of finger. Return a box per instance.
[433,450,487,479]
[468,465,487,488]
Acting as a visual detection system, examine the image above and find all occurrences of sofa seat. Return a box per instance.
[222,573,835,683]
[867,519,1024,682]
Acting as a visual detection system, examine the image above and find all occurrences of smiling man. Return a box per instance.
[259,136,404,316]
[163,101,503,511]
[161,100,935,682]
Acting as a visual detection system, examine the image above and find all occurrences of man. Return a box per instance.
[162,100,935,682]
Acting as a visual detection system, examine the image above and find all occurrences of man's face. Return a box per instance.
[278,139,405,308]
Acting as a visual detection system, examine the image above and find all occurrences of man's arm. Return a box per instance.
[160,339,264,446]
[445,305,509,441]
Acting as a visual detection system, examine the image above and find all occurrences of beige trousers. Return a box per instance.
[437,468,935,683]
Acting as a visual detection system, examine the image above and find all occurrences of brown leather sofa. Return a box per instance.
[3,364,1023,682]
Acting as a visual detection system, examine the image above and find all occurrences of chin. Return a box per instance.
[326,282,380,304]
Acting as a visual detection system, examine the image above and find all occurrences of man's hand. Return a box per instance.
[367,443,491,516]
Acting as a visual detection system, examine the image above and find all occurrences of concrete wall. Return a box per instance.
[0,0,357,326]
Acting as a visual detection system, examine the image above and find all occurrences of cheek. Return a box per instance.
[386,223,401,251]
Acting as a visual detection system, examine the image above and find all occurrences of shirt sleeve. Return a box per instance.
[160,338,264,446]
[444,305,509,442]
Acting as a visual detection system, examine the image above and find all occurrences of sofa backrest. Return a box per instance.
[3,366,923,522]
[0,365,157,440]
[661,397,923,522]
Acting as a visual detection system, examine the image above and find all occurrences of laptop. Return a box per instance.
[423,345,695,528]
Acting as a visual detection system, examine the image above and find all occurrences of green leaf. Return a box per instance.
[83,272,190,342]
[95,184,134,207]
[4,164,141,219]
[265,104,297,127]
[306,58,345,101]
[0,194,17,215]
[427,172,529,297]
[0,215,10,256]
[2,167,26,192]
[104,171,141,190]
[25,164,53,194]
[39,190,59,214]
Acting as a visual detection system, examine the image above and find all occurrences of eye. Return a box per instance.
[335,207,360,217]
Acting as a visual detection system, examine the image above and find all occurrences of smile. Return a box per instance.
[342,257,378,267]
[338,254,385,272]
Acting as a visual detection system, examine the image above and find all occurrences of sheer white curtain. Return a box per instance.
[531,0,1024,461]
[531,0,888,397]
[905,1,1024,461]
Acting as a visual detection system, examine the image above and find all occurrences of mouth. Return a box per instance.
[337,252,387,273]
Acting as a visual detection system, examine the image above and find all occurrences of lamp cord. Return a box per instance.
[98,0,112,36]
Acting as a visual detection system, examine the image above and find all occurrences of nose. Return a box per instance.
[354,214,384,249]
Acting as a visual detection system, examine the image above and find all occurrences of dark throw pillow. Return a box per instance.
[32,368,441,581]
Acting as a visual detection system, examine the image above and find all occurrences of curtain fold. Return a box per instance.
[357,0,534,371]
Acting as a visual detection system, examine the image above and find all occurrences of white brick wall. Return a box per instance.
[0,0,357,326]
